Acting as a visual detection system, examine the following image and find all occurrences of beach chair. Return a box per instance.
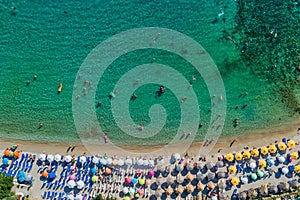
[28,162,33,172]
[20,153,25,162]
[47,191,51,199]
[42,191,47,199]
[25,153,29,160]
[52,191,57,199]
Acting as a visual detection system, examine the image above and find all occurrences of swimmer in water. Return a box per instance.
[180,96,188,104]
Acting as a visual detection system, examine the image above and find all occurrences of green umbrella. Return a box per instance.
[92,176,98,182]
[251,173,257,180]
[135,193,140,198]
[257,170,264,178]
[129,188,135,195]
[123,196,130,200]
[139,179,145,185]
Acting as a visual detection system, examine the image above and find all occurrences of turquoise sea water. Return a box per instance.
[0,0,298,145]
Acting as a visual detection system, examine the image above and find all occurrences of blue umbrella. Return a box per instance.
[132,178,137,185]
[289,165,294,173]
[18,176,25,183]
[91,168,97,174]
[18,171,25,177]
[49,172,56,179]
[2,158,9,165]
[24,174,32,182]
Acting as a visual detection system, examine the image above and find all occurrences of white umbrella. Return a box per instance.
[75,194,83,200]
[186,163,194,171]
[47,154,54,162]
[278,156,285,163]
[79,156,86,163]
[65,155,72,163]
[54,154,61,162]
[118,159,124,166]
[76,180,85,189]
[178,164,184,172]
[92,157,99,164]
[67,180,76,188]
[125,158,132,165]
[39,154,46,161]
[106,157,113,165]
[100,158,107,165]
[197,162,204,170]
[143,160,149,166]
[174,153,180,160]
[123,187,129,194]
[149,160,155,167]
[67,194,74,200]
[137,159,144,166]
[241,176,248,184]
[250,162,256,169]
[282,167,289,174]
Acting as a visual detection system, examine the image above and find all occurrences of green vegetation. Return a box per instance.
[93,194,117,200]
[0,173,16,200]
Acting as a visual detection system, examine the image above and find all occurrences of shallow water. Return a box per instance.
[0,0,298,145]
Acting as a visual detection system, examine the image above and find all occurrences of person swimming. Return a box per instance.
[218,8,224,17]
[156,85,165,96]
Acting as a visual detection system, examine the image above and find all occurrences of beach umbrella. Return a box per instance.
[125,178,131,185]
[18,171,25,177]
[123,197,130,200]
[279,182,289,192]
[250,162,256,169]
[216,160,224,167]
[129,188,135,195]
[69,174,76,180]
[268,185,278,194]
[174,153,180,160]
[65,155,72,163]
[92,157,99,164]
[143,159,149,166]
[106,157,112,165]
[288,140,296,149]
[41,171,48,178]
[260,146,268,155]
[178,164,184,172]
[148,159,155,167]
[145,179,151,186]
[196,173,205,181]
[39,154,46,161]
[4,149,11,157]
[92,176,98,182]
[259,159,266,168]
[24,174,32,182]
[231,177,239,186]
[138,178,145,185]
[217,172,226,179]
[251,173,257,180]
[225,153,234,162]
[54,154,61,162]
[67,194,74,200]
[238,192,247,200]
[165,187,173,195]
[67,180,76,188]
[131,177,137,185]
[122,187,129,194]
[112,158,118,166]
[138,189,144,196]
[257,170,264,178]
[197,182,205,191]
[76,180,84,189]
[75,194,82,200]
[228,165,237,174]
[186,184,194,193]
[125,158,132,165]
[269,144,277,154]
[176,185,184,194]
[295,165,300,173]
[148,170,154,177]
[206,161,214,169]
[49,172,56,179]
[2,158,9,165]
[289,165,294,173]
[105,168,111,175]
[197,162,204,170]
[267,158,275,166]
[278,142,287,151]
[207,172,215,181]
[187,163,194,171]
[289,180,299,189]
[137,159,144,166]
[241,176,248,184]
[259,185,268,197]
[251,149,259,157]
[186,173,194,182]
[166,176,173,185]
[134,194,139,199]
[47,154,54,162]
[247,188,258,199]
[278,156,285,163]
[218,180,227,190]
[243,151,251,159]
[90,167,97,174]
[291,152,299,159]
[176,175,184,184]
[79,156,86,163]
[100,158,107,165]
[282,167,289,175]
[155,188,163,198]
[13,151,21,158]
[235,153,243,161]
[207,181,215,190]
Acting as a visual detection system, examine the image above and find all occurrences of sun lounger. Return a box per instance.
[42,191,47,199]
[47,191,51,199]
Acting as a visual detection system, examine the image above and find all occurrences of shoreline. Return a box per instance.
[0,119,299,157]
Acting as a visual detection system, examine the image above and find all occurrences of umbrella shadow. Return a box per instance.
[180,169,188,176]
[150,183,158,190]
[149,195,156,200]
[190,168,199,175]
[275,171,282,179]
[285,172,293,179]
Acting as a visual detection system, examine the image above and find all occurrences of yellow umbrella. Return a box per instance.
[259,159,266,168]
[231,177,239,186]
[288,140,296,149]
[251,149,259,157]
[294,165,300,173]
[291,152,299,159]
[235,153,243,161]
[278,142,287,151]
[243,151,251,159]
[226,153,234,162]
[228,165,237,174]
[269,144,277,153]
[260,146,268,155]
